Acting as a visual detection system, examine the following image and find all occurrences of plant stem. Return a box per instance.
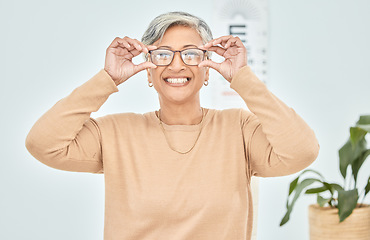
[359,189,366,207]
[346,167,355,190]
[345,174,350,191]
[329,198,334,207]
[333,197,338,207]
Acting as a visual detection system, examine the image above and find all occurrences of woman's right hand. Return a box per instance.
[104,37,157,86]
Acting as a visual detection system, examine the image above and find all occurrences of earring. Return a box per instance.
[204,80,209,86]
[148,82,153,87]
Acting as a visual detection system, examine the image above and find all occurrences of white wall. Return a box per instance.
[1,0,370,239]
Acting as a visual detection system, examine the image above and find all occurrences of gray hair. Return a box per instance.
[141,11,213,59]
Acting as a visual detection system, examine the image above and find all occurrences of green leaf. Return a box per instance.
[289,177,299,196]
[330,183,344,192]
[289,169,324,196]
[317,195,331,207]
[339,139,367,179]
[364,176,370,198]
[350,127,367,148]
[355,115,370,133]
[356,124,370,132]
[337,189,359,222]
[322,182,335,194]
[356,115,370,125]
[280,178,321,226]
[305,182,342,198]
[305,186,327,194]
[352,149,370,185]
[301,169,325,180]
[339,140,353,179]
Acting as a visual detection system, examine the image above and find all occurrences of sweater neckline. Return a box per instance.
[149,108,215,131]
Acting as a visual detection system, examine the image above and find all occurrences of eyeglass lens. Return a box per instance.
[150,49,205,66]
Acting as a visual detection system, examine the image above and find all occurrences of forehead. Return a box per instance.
[154,25,203,48]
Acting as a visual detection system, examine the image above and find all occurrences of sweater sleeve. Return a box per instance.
[230,66,320,178]
[25,70,118,173]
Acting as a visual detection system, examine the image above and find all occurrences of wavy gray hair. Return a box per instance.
[141,11,213,59]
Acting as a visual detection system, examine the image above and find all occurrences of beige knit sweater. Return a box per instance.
[26,66,319,240]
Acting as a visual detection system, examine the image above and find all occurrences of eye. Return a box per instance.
[183,51,197,59]
[183,49,202,59]
[155,50,172,59]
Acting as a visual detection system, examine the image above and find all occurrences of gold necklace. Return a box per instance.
[158,108,205,154]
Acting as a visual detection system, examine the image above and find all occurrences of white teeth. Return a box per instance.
[165,78,189,83]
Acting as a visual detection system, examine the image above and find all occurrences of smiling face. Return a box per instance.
[147,25,209,105]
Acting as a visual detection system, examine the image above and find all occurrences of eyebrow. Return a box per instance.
[158,44,199,49]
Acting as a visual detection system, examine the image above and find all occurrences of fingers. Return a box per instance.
[200,36,245,59]
[198,59,221,72]
[133,61,157,73]
[202,35,244,49]
[199,36,247,82]
[147,45,158,50]
[199,45,226,57]
[125,37,148,53]
[213,35,237,48]
[224,36,244,48]
[124,49,143,59]
[108,37,151,54]
[107,36,158,64]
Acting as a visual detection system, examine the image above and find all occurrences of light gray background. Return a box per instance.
[1,0,370,239]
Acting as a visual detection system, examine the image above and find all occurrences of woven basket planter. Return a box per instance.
[309,204,370,240]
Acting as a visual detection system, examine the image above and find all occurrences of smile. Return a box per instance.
[164,78,190,84]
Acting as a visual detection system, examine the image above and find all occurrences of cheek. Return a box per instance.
[149,69,163,81]
[197,68,208,79]
[157,68,167,77]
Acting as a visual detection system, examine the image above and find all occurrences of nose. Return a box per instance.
[168,52,186,71]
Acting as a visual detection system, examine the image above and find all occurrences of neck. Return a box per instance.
[158,100,203,125]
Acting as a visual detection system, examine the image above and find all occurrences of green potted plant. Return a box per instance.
[280,115,370,240]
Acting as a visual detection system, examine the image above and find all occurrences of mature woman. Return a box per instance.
[26,11,319,240]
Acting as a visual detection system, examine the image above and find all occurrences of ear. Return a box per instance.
[146,67,152,84]
[145,54,154,84]
[205,67,209,81]
[204,54,210,81]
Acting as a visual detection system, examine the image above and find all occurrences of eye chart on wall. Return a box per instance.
[211,0,269,109]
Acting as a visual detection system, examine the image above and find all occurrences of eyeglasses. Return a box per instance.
[148,48,207,66]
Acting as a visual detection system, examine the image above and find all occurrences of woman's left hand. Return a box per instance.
[199,35,247,82]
